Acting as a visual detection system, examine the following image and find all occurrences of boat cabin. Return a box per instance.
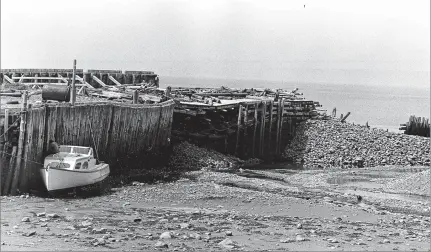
[44,145,96,171]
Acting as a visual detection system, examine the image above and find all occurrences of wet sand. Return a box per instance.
[1,166,430,251]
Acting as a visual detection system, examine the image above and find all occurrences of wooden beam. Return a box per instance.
[243,104,249,157]
[10,91,28,195]
[74,75,94,89]
[57,73,68,83]
[3,75,14,84]
[12,76,68,81]
[71,59,76,106]
[235,105,243,156]
[278,98,285,155]
[4,109,9,142]
[252,103,258,158]
[268,100,273,156]
[275,99,282,155]
[108,75,122,86]
[260,101,266,156]
[92,75,107,87]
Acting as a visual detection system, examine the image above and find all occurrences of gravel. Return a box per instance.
[168,141,244,171]
[384,169,431,196]
[283,119,430,168]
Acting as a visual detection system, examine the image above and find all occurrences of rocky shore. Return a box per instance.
[283,119,430,168]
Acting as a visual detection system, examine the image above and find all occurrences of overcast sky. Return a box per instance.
[1,0,429,87]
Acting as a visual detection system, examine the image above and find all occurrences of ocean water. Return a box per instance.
[160,76,430,133]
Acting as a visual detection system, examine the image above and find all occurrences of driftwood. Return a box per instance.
[0,93,21,97]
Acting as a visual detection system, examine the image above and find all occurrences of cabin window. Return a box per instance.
[75,162,81,169]
[82,162,88,169]
[48,162,70,169]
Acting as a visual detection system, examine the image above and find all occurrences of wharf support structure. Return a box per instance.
[0,101,174,195]
[172,98,320,161]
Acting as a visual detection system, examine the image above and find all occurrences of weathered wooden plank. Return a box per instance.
[260,101,266,156]
[11,91,28,195]
[3,146,17,194]
[19,106,34,193]
[235,105,243,156]
[252,103,258,158]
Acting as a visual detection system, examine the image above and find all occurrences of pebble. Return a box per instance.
[47,213,59,218]
[296,235,308,242]
[80,221,93,227]
[218,238,237,249]
[297,223,303,229]
[21,217,30,222]
[154,241,168,248]
[179,223,191,229]
[159,232,172,239]
[280,238,295,243]
[36,212,46,217]
[225,231,233,236]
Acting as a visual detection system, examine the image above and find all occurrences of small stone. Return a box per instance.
[328,238,339,243]
[36,212,46,217]
[219,238,237,249]
[23,231,36,237]
[154,241,168,248]
[225,231,233,236]
[296,235,307,242]
[383,239,390,243]
[280,238,294,243]
[297,223,303,229]
[92,228,107,234]
[159,232,172,239]
[21,217,30,222]
[133,218,142,222]
[179,223,191,229]
[65,226,75,230]
[47,213,59,218]
[80,221,93,227]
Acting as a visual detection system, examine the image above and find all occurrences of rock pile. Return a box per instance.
[283,119,430,168]
[384,169,430,196]
[168,142,243,171]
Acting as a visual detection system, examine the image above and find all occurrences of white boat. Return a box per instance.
[40,145,110,191]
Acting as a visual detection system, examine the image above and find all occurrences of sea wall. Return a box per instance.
[1,100,175,194]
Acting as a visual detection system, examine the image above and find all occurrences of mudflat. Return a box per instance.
[1,165,429,251]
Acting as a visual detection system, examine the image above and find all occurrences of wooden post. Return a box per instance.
[252,103,258,157]
[275,99,282,155]
[4,109,9,142]
[260,101,266,156]
[268,100,274,157]
[242,104,249,157]
[10,91,28,195]
[278,98,285,155]
[133,90,139,104]
[165,86,172,98]
[3,146,17,195]
[235,105,243,156]
[71,59,76,105]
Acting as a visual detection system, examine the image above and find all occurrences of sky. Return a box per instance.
[1,0,430,87]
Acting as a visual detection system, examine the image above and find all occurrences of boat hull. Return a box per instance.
[40,163,110,191]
